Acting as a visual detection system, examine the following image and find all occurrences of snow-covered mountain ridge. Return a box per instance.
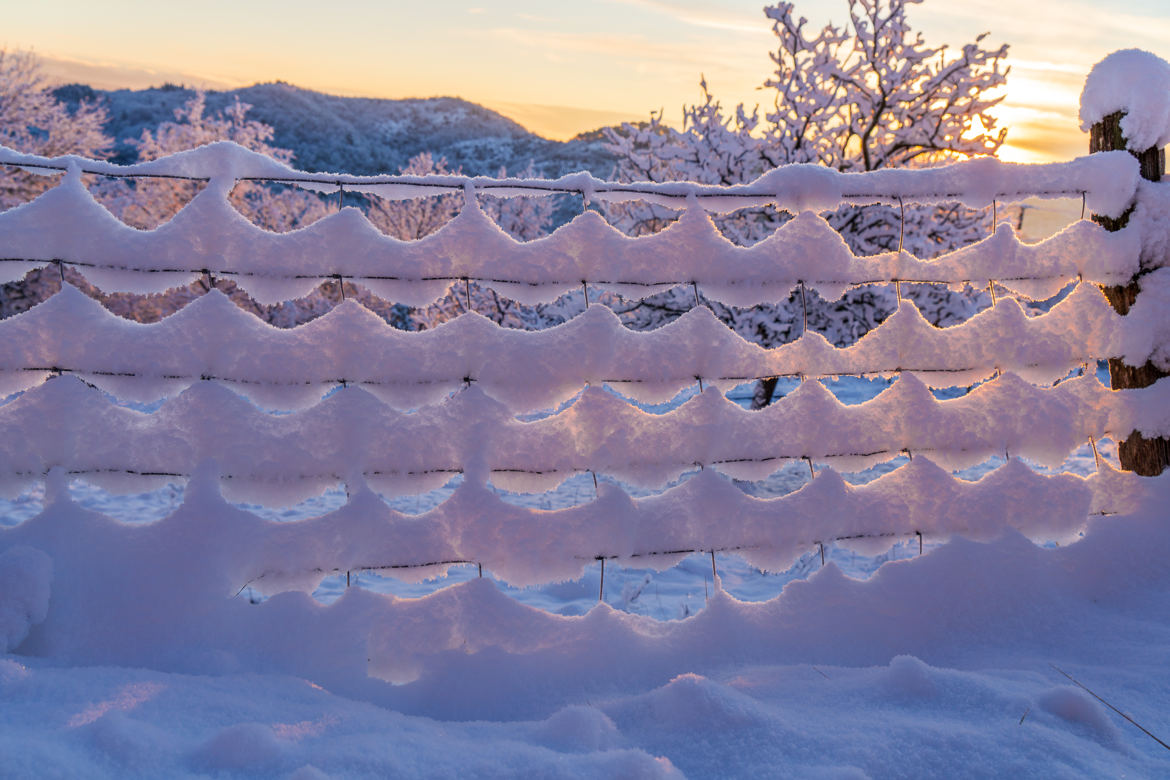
[51,81,620,177]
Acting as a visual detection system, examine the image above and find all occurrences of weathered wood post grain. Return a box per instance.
[1090,111,1170,475]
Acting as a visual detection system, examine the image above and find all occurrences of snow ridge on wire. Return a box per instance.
[0,455,1128,591]
[0,371,1165,505]
[0,162,1140,306]
[0,141,1140,216]
[0,281,1151,410]
[238,457,1116,589]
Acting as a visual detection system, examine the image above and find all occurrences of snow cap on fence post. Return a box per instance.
[1080,50,1170,154]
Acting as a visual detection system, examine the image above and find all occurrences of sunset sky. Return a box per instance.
[7,0,1170,163]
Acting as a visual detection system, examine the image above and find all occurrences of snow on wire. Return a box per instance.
[0,280,1159,411]
[0,141,1139,213]
[1,369,1163,503]
[11,455,1143,593]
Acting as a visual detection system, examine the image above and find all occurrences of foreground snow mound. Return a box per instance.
[0,545,51,652]
[4,646,1168,778]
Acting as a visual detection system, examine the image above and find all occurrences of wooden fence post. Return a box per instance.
[1090,110,1170,475]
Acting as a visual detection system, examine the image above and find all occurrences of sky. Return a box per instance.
[6,0,1170,163]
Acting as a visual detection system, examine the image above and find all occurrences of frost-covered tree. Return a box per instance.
[102,92,329,232]
[366,153,559,330]
[0,49,113,318]
[604,0,1009,404]
[366,152,462,241]
[0,49,112,211]
[479,162,558,244]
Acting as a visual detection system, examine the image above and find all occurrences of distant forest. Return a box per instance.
[51,81,619,177]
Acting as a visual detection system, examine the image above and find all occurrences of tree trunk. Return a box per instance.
[1091,110,1169,475]
[751,376,780,409]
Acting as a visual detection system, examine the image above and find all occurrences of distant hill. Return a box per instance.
[51,82,620,179]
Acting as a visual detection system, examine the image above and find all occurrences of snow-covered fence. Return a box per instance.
[1,52,1169,628]
[0,146,1165,583]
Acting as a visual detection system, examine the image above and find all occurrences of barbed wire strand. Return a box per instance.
[0,255,1092,292]
[229,508,1120,598]
[10,358,1109,395]
[7,431,1117,489]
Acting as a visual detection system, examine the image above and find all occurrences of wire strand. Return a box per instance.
[11,359,1108,390]
[0,255,1088,292]
[13,435,1082,484]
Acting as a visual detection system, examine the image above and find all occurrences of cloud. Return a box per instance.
[473,26,758,72]
[601,0,765,34]
[33,53,236,91]
[1008,59,1095,75]
[915,0,1170,66]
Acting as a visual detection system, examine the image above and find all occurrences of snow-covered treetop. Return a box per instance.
[1079,49,1170,151]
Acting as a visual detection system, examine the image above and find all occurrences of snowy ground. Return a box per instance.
[7,363,1170,779]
